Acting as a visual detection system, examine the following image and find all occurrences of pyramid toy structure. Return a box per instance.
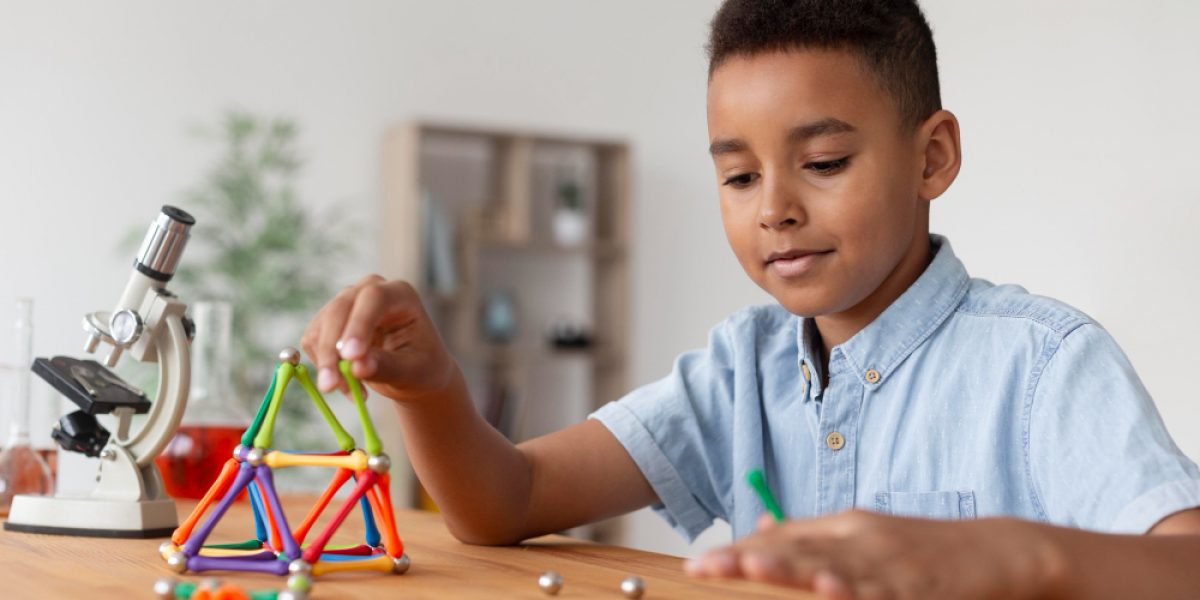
[159,348,409,579]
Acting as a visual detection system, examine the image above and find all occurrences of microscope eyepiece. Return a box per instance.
[134,205,194,282]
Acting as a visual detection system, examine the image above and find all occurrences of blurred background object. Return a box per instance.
[155,300,249,500]
[0,299,54,515]
[381,123,631,541]
[125,112,362,492]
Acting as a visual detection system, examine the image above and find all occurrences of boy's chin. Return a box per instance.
[768,288,844,318]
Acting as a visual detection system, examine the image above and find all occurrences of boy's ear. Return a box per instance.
[916,109,962,201]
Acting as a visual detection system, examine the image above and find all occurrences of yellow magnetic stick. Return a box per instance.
[264,449,369,471]
[312,554,394,576]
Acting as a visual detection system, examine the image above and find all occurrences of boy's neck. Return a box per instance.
[814,234,934,362]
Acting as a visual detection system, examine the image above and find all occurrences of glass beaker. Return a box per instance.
[155,300,250,499]
[0,298,54,516]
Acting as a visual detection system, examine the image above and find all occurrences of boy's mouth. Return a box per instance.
[765,249,833,278]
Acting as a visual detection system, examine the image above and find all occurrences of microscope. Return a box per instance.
[4,206,194,537]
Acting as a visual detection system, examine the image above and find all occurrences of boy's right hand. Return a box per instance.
[300,274,458,403]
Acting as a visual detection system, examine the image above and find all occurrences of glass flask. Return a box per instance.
[155,301,250,499]
[0,299,54,516]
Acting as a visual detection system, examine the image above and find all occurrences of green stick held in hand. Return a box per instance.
[747,469,786,523]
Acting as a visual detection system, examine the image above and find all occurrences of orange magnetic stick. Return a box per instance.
[173,458,240,546]
[376,472,405,556]
[293,467,354,544]
[214,583,251,600]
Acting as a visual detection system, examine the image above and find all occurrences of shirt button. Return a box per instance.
[825,431,845,450]
[865,369,881,384]
[801,363,812,382]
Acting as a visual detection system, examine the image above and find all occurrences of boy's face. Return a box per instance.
[708,49,931,318]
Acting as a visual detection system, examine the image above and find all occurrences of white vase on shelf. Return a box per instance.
[552,208,589,247]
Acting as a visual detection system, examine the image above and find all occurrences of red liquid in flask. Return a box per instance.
[156,424,247,500]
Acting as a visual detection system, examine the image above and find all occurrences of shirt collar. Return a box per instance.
[795,234,970,393]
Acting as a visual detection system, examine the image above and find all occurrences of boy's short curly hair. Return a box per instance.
[707,0,941,130]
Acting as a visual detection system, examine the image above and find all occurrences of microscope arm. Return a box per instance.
[126,302,191,468]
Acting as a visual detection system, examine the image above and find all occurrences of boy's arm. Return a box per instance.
[302,276,657,545]
[686,508,1200,599]
[393,372,657,544]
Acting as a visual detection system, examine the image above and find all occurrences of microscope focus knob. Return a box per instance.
[110,309,145,347]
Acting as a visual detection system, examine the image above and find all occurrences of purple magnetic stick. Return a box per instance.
[184,463,257,556]
[188,554,290,576]
[255,464,301,560]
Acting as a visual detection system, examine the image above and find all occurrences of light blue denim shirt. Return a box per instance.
[592,235,1200,541]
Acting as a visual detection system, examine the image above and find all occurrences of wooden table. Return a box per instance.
[0,497,808,598]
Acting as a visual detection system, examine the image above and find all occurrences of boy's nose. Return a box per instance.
[758,179,805,230]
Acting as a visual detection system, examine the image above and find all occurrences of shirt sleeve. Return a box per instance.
[1028,323,1200,533]
[589,320,738,542]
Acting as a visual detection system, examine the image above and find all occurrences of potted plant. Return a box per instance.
[552,169,589,247]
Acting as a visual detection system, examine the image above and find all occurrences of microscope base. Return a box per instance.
[3,494,177,538]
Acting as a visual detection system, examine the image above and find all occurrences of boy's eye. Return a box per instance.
[806,156,851,175]
[723,172,759,188]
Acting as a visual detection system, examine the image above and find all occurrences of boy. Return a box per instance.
[302,0,1200,597]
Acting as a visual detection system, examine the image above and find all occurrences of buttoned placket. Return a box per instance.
[814,348,865,514]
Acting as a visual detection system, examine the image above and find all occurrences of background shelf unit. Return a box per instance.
[380,121,631,539]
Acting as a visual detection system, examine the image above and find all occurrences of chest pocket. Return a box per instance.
[874,490,977,520]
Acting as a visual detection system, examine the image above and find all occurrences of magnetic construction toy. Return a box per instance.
[159,348,409,581]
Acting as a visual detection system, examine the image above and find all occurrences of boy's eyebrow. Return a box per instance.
[708,117,858,157]
[786,117,857,143]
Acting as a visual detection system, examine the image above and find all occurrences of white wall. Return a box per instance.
[0,0,1197,557]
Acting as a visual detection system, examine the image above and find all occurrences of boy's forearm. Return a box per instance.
[1032,524,1200,599]
[390,371,533,545]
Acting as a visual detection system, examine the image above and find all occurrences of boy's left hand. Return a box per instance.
[684,510,1056,600]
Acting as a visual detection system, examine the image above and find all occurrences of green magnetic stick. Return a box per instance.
[340,359,382,456]
[241,369,279,447]
[747,469,785,522]
[293,364,358,451]
[254,362,295,449]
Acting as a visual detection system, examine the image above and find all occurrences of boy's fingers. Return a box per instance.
[813,569,857,600]
[686,550,740,578]
[756,513,778,531]
[315,288,357,391]
[339,279,419,360]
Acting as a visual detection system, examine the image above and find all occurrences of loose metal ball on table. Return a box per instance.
[538,570,564,595]
[278,589,309,600]
[620,575,646,599]
[152,578,176,599]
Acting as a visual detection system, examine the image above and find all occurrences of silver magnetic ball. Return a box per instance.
[152,577,177,599]
[166,551,189,574]
[288,559,313,576]
[279,347,301,365]
[232,444,245,460]
[278,590,308,600]
[391,553,411,575]
[201,577,223,591]
[620,575,646,599]
[538,570,564,595]
[245,447,266,467]
[287,573,313,592]
[158,541,178,556]
[368,453,392,474]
